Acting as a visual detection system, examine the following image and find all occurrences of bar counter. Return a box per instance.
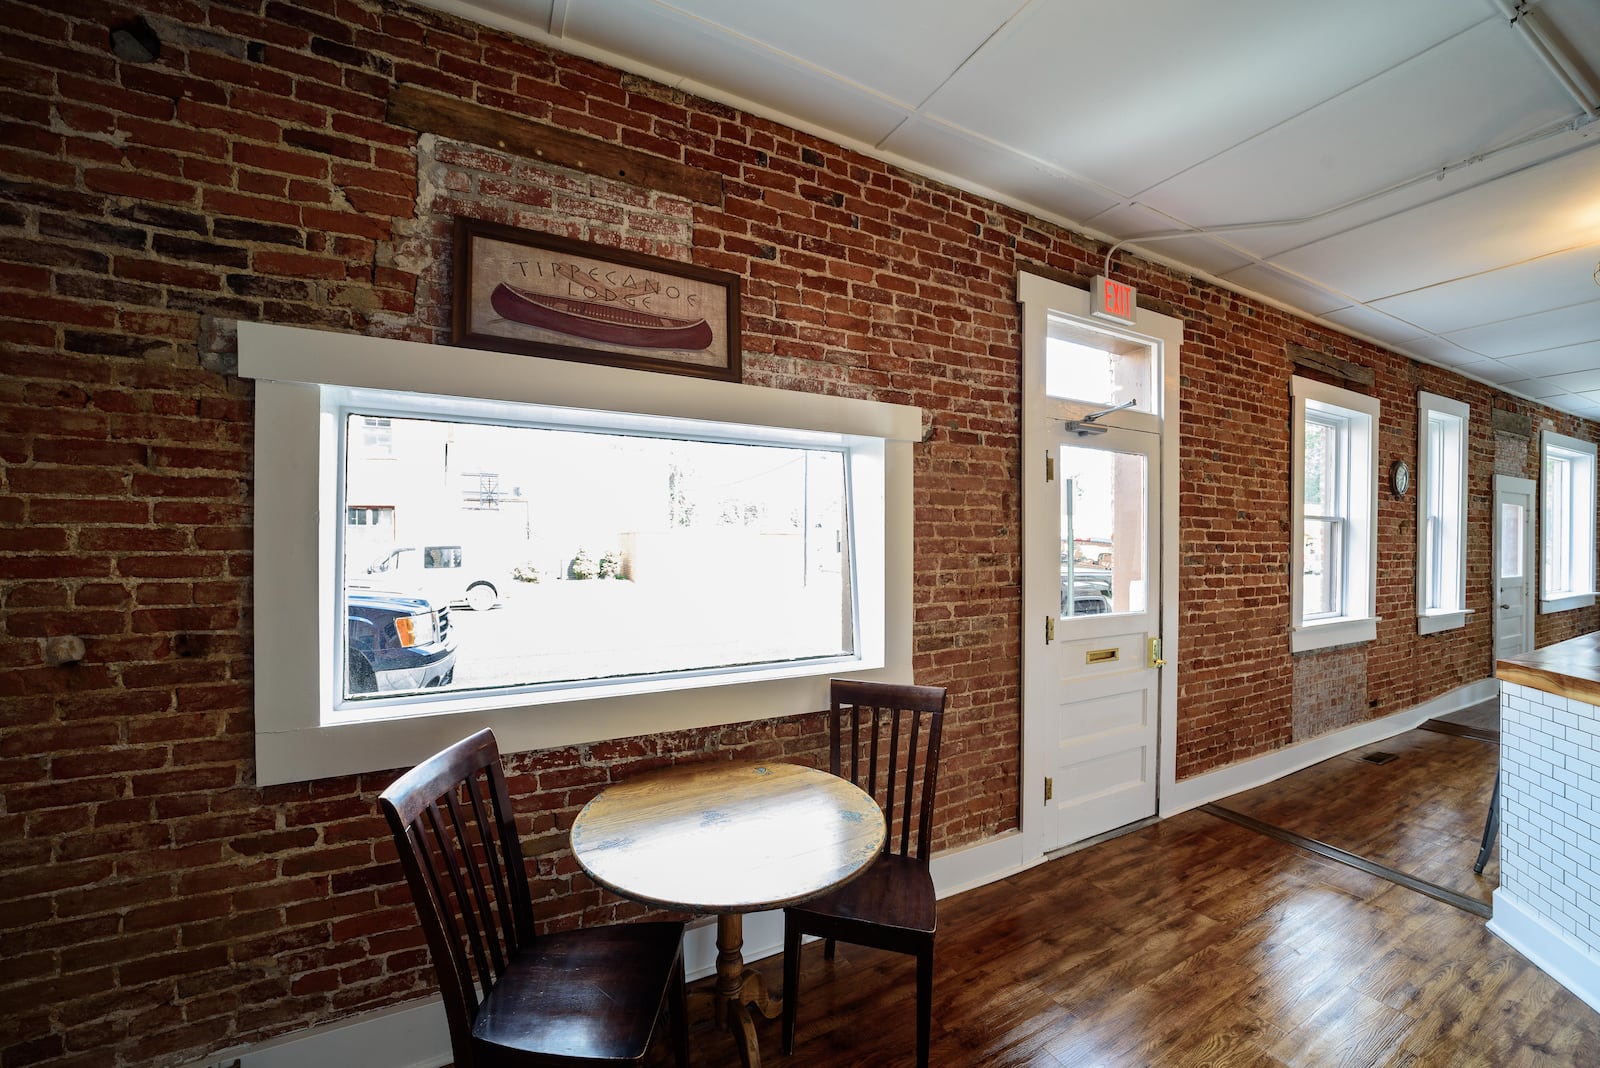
[1492,631,1600,1013]
[1497,631,1600,706]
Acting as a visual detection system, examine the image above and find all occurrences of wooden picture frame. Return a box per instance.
[451,217,741,382]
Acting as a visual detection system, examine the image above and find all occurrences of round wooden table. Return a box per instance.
[570,761,886,1068]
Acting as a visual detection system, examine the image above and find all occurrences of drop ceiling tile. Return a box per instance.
[1450,359,1525,385]
[1081,202,1258,278]
[1399,337,1493,368]
[1135,19,1569,231]
[1370,243,1600,334]
[1216,263,1351,316]
[916,0,1486,193]
[1271,142,1600,302]
[558,0,912,144]
[1546,368,1600,393]
[1500,341,1600,379]
[1443,298,1600,358]
[568,0,1019,106]
[1318,304,1430,346]
[1501,378,1574,400]
[877,117,1121,224]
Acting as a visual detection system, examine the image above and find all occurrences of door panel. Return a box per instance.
[1043,427,1159,847]
[1494,476,1536,661]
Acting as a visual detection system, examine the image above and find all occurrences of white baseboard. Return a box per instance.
[1160,678,1496,817]
[1489,890,1600,1014]
[184,996,449,1068]
[194,677,1496,1067]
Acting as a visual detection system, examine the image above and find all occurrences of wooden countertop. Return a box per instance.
[1498,632,1600,707]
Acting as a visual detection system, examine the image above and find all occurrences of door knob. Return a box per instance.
[1500,604,1511,610]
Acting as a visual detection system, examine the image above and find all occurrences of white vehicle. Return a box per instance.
[353,544,506,611]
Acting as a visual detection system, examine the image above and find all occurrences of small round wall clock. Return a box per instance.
[1391,460,1411,498]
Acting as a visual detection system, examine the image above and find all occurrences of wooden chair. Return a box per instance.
[1474,770,1500,875]
[782,679,947,1068]
[378,729,690,1068]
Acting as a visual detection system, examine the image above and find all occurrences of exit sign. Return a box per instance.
[1091,276,1137,324]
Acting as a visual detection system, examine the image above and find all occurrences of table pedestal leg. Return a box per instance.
[694,912,778,1068]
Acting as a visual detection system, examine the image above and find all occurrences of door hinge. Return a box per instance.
[1045,615,1055,643]
[1045,453,1054,482]
[1044,776,1053,802]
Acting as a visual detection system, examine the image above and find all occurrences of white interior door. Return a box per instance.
[1019,272,1180,860]
[1494,475,1536,661]
[1042,426,1161,846]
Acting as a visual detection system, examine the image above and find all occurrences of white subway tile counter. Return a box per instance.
[1492,632,1600,1013]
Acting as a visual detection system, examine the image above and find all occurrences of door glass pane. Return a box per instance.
[1058,445,1147,617]
[1500,502,1523,579]
[1045,317,1155,414]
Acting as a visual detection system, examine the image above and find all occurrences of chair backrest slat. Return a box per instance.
[438,788,506,987]
[828,679,947,862]
[379,729,537,1068]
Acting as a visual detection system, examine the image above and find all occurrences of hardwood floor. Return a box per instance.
[1210,727,1500,905]
[643,722,1600,1067]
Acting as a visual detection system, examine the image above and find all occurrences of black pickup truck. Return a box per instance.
[346,591,458,695]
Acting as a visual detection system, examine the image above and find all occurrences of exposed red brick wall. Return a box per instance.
[1,1,1596,1065]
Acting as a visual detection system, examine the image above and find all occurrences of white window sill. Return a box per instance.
[1541,593,1597,614]
[1291,616,1379,653]
[1418,609,1473,635]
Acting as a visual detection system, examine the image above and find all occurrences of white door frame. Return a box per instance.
[1017,272,1182,861]
[1493,474,1537,661]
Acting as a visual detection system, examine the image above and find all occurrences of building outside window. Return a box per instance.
[1540,430,1597,613]
[1417,392,1469,634]
[1290,375,1379,652]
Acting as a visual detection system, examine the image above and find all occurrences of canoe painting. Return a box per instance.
[489,282,714,351]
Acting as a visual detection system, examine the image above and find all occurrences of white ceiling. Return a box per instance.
[418,0,1600,421]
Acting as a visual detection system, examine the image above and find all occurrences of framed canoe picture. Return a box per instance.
[452,217,741,382]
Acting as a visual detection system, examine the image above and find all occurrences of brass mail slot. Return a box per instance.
[1086,647,1119,664]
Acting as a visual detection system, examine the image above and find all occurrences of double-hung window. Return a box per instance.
[1290,376,1379,652]
[1540,430,1597,613]
[1417,392,1470,634]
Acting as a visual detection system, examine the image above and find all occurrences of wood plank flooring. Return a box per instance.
[1209,727,1499,905]
[640,711,1600,1067]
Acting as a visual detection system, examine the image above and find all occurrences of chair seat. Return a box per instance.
[472,921,685,1065]
[788,853,935,942]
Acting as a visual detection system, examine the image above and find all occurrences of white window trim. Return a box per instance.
[1539,429,1598,614]
[1290,375,1380,653]
[1417,391,1471,635]
[240,323,920,786]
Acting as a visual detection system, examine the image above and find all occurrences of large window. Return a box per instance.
[338,412,855,704]
[241,323,919,786]
[1291,376,1379,652]
[1417,392,1470,634]
[1540,430,1597,614]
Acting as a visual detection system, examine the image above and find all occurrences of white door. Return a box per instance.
[1019,272,1180,859]
[1042,426,1161,846]
[1494,475,1536,661]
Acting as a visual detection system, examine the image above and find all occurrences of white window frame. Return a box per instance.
[1539,429,1597,614]
[1290,376,1379,653]
[240,323,919,787]
[1417,392,1470,634]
